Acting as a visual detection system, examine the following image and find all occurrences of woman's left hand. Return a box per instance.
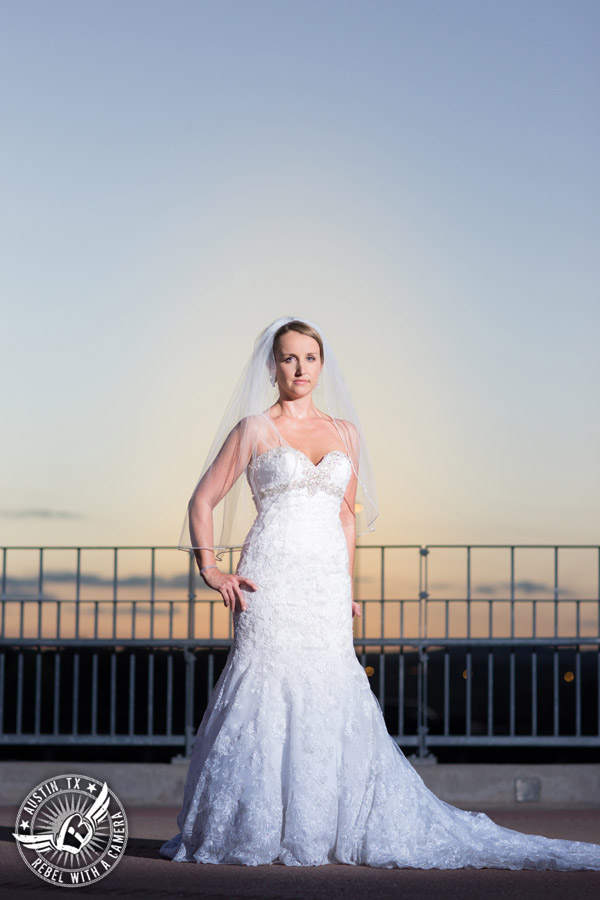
[351,600,361,618]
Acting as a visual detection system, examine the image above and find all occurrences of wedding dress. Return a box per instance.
[160,440,600,870]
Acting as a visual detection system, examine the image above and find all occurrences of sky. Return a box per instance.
[2,0,599,574]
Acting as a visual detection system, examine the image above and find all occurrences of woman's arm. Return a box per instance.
[339,420,361,617]
[186,418,259,611]
[187,418,253,570]
[341,504,361,620]
[340,513,356,582]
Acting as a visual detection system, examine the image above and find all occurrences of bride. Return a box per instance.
[160,315,600,870]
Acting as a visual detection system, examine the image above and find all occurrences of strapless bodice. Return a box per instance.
[246,445,352,507]
[236,443,353,605]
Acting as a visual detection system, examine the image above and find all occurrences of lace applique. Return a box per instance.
[256,458,348,501]
[248,446,351,504]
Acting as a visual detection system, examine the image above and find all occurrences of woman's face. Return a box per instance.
[274,331,323,397]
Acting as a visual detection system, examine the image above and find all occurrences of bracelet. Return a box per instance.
[199,564,219,574]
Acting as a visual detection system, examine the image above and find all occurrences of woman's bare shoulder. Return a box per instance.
[333,417,358,437]
[238,413,270,439]
[332,418,359,456]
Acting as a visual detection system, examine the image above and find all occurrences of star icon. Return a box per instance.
[19,820,30,830]
[86,783,97,793]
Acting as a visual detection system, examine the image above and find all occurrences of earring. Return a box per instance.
[270,374,276,386]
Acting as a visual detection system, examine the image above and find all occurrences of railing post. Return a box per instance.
[187,553,196,640]
[183,647,196,758]
[416,645,437,762]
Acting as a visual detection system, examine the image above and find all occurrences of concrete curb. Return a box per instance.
[1,761,599,808]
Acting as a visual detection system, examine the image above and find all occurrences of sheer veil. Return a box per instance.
[177,315,378,562]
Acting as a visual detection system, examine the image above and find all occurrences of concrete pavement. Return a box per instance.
[1,806,599,900]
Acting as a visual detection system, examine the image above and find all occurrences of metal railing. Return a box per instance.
[1,544,599,759]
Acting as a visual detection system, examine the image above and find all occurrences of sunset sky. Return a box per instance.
[2,0,599,568]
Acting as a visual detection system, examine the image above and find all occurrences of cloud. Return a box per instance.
[474,580,573,597]
[3,571,191,590]
[430,579,573,597]
[0,586,59,601]
[1,508,83,520]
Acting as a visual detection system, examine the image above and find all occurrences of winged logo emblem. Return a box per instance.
[13,781,110,856]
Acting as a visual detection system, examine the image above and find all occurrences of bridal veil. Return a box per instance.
[177,315,379,561]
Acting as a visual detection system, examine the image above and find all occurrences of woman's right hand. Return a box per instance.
[201,567,259,613]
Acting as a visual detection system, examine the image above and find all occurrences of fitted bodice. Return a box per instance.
[235,445,354,637]
[246,445,352,509]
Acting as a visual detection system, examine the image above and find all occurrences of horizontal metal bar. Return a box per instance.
[1,637,598,649]
[2,596,599,604]
[409,735,600,746]
[2,732,597,747]
[2,544,598,549]
[0,734,186,745]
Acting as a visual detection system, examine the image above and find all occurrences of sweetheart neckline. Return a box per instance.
[257,412,350,469]
[249,445,350,470]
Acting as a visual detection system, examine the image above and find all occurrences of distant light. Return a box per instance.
[365,666,374,676]
[564,670,574,683]
[462,669,470,679]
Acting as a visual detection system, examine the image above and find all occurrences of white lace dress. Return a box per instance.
[159,445,600,870]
